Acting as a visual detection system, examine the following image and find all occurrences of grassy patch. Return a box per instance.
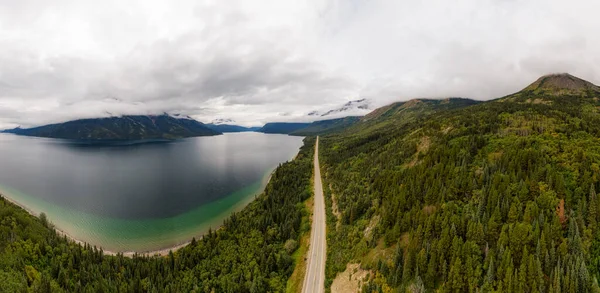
[360,238,397,268]
[286,181,314,293]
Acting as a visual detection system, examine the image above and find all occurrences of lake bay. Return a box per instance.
[0,132,303,252]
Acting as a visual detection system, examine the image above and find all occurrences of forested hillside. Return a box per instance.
[290,117,361,136]
[0,138,314,292]
[321,74,600,292]
[258,123,312,134]
[3,114,220,140]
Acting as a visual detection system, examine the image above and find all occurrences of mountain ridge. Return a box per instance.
[205,124,261,133]
[523,73,600,94]
[2,114,221,140]
[290,116,361,136]
[257,122,312,134]
[361,98,479,122]
[307,98,371,118]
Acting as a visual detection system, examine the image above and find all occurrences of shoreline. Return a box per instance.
[1,189,225,257]
[0,165,283,258]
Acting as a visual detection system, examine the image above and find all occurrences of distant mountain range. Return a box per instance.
[2,114,363,140]
[361,97,479,122]
[257,122,312,134]
[210,118,236,124]
[205,124,261,133]
[2,114,220,140]
[204,118,261,133]
[1,97,481,140]
[290,116,361,136]
[307,98,370,117]
[257,116,363,135]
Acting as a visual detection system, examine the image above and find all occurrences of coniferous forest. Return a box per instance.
[321,74,600,292]
[0,139,314,292]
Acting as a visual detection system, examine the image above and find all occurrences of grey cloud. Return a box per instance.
[103,32,354,106]
[0,0,359,128]
[1,0,600,128]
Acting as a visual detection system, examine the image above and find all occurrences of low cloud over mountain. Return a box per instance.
[1,0,600,128]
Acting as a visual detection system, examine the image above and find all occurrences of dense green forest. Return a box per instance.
[320,74,600,292]
[257,123,312,134]
[0,138,314,292]
[2,114,220,140]
[290,117,361,136]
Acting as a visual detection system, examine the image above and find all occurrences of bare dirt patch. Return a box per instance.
[331,263,372,293]
[406,136,430,168]
[442,126,453,134]
[400,232,410,247]
[407,157,419,168]
[364,215,380,239]
[401,99,423,109]
[422,205,436,216]
[524,98,552,105]
[330,184,342,230]
[487,151,503,163]
[533,98,552,105]
[417,136,430,153]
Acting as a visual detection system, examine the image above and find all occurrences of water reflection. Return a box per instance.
[0,133,302,220]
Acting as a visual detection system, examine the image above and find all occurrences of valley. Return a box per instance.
[2,2,598,291]
[3,74,600,292]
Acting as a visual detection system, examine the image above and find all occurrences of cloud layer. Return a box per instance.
[1,0,599,127]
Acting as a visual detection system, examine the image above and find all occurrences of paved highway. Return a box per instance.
[302,137,326,293]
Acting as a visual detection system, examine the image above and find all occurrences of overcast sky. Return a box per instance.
[1,0,599,128]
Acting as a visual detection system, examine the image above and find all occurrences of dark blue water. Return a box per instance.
[0,132,303,220]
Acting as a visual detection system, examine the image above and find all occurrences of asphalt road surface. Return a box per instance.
[302,137,326,293]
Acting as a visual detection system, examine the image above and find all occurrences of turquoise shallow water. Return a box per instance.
[0,133,303,252]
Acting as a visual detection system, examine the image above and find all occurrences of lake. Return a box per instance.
[0,132,304,252]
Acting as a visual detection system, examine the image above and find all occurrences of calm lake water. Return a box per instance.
[0,132,303,252]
